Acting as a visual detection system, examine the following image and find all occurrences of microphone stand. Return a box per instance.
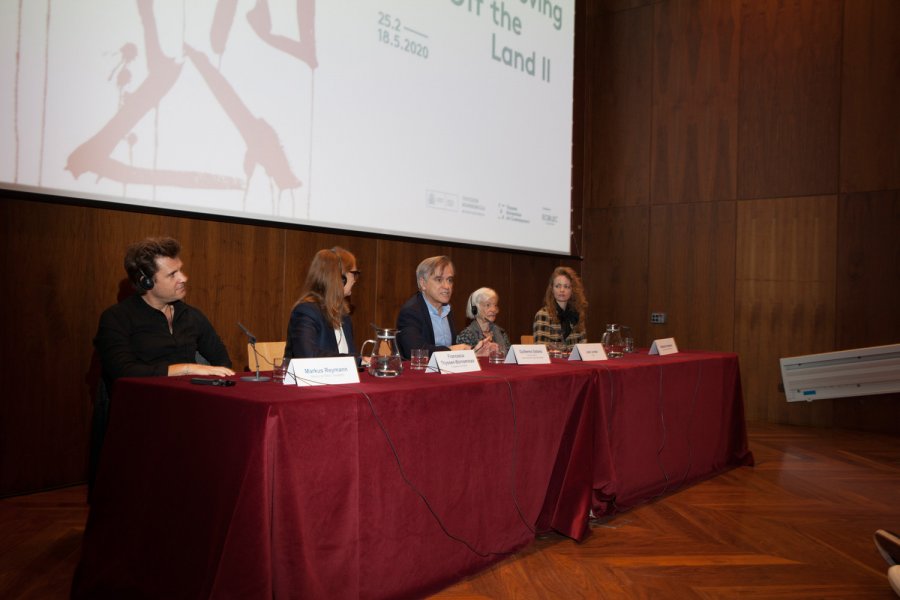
[238,322,270,382]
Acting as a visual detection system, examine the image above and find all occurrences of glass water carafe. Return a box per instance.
[601,324,625,358]
[360,326,403,377]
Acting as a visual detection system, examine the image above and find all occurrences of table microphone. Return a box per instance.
[238,322,270,382]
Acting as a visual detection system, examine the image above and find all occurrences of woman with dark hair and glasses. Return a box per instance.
[533,266,588,352]
[285,247,361,360]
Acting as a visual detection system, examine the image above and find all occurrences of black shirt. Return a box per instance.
[94,294,231,383]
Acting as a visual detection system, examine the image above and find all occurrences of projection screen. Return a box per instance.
[1,0,576,254]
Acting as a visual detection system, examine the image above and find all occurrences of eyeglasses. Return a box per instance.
[349,270,361,279]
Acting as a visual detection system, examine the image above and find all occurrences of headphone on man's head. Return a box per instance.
[471,302,478,316]
[137,267,154,291]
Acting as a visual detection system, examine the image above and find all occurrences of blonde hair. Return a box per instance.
[542,266,587,331]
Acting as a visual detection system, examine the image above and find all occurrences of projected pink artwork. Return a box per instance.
[4,0,578,254]
[56,0,316,201]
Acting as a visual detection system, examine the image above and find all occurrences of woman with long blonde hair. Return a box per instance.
[532,266,588,350]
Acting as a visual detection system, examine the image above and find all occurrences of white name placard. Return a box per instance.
[428,350,481,374]
[569,343,608,361]
[507,344,551,365]
[649,338,679,356]
[287,356,360,386]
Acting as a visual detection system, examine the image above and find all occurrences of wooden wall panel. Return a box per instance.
[2,201,92,492]
[507,254,569,343]
[831,190,900,434]
[836,191,900,347]
[168,219,285,370]
[647,201,737,352]
[651,0,740,204]
[840,0,900,193]
[581,206,651,346]
[587,6,652,209]
[734,279,835,426]
[734,196,837,425]
[738,0,842,199]
[593,0,656,16]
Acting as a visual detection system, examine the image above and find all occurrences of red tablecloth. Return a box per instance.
[583,351,755,514]
[73,362,597,599]
[73,352,752,599]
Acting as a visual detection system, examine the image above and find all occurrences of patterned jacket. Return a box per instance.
[532,307,586,350]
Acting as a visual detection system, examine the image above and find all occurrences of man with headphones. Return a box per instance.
[94,236,234,385]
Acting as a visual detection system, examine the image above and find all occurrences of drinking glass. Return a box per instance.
[489,347,505,364]
[622,326,635,353]
[272,357,287,384]
[410,348,429,371]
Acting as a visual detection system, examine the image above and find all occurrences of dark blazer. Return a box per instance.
[285,302,356,360]
[396,292,458,359]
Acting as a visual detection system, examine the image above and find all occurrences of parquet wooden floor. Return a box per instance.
[432,423,900,599]
[1,422,898,599]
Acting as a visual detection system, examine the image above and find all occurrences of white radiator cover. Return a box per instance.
[780,343,900,402]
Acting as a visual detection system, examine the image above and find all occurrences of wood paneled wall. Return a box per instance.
[2,0,899,496]
[585,0,900,436]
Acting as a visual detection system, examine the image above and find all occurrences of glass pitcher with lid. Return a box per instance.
[601,323,625,358]
[360,326,403,377]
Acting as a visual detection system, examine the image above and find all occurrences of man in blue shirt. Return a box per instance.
[396,255,473,358]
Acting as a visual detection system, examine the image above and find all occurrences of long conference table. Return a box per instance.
[73,350,753,599]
